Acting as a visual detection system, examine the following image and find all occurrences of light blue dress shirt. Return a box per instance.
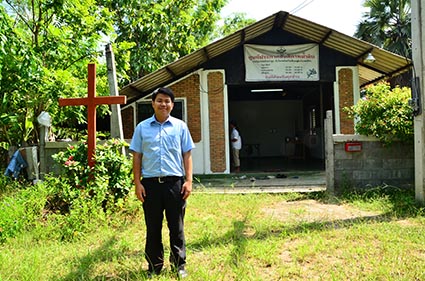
[130,115,195,178]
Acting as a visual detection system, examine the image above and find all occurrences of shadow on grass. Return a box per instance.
[227,218,249,268]
[189,186,425,260]
[56,236,148,281]
[333,185,425,219]
[56,186,423,280]
[284,185,425,219]
[189,213,393,253]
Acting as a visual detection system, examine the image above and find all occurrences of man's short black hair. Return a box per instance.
[152,87,175,102]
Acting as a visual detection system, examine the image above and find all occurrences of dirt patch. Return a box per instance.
[262,199,381,223]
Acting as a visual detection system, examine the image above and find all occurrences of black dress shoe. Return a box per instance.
[146,269,161,279]
[177,267,188,279]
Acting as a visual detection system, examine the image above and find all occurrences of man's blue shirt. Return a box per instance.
[130,115,195,178]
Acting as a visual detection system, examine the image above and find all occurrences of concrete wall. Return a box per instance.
[325,110,414,193]
[42,141,80,177]
[333,135,414,191]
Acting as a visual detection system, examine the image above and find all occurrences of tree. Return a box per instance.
[355,0,411,58]
[100,0,228,85]
[215,12,256,39]
[0,6,25,151]
[346,82,413,145]
[0,0,247,151]
[0,0,115,149]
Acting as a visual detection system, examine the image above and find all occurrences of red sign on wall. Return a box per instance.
[345,142,362,152]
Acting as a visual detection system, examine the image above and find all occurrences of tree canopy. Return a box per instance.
[100,0,228,85]
[0,0,253,150]
[355,0,411,58]
[0,0,115,148]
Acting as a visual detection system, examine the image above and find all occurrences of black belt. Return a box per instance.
[143,176,182,184]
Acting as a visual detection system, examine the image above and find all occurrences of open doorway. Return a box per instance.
[227,82,332,173]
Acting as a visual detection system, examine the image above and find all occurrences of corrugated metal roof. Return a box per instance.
[120,11,412,101]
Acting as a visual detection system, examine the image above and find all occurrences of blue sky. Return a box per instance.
[221,0,367,36]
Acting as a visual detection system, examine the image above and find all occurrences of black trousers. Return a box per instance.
[141,177,186,273]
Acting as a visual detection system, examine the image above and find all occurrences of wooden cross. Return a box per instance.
[59,63,127,168]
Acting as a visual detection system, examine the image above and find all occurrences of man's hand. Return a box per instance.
[135,181,146,202]
[181,180,192,200]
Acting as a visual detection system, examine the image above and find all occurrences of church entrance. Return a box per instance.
[227,82,333,173]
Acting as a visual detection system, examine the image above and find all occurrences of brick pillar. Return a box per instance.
[207,72,226,173]
[170,75,201,142]
[338,68,355,134]
[122,106,134,139]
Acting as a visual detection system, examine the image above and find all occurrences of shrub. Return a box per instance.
[0,174,23,199]
[0,182,48,243]
[42,175,110,241]
[51,138,133,212]
[0,139,134,243]
[346,82,413,145]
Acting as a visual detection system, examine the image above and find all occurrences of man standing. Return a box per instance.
[130,87,195,278]
[230,120,242,173]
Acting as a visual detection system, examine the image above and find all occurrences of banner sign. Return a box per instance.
[244,43,319,81]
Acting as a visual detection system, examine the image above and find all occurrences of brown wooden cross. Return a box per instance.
[59,63,127,168]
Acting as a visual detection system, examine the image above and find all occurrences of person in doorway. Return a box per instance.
[130,87,195,279]
[230,120,242,173]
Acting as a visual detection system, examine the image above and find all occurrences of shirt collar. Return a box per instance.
[149,114,173,125]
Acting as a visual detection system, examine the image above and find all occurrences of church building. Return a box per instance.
[119,11,412,175]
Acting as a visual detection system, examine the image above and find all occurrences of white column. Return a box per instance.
[324,110,335,193]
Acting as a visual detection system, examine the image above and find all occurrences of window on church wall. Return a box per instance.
[136,99,186,123]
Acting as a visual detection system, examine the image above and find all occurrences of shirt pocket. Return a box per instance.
[162,130,181,153]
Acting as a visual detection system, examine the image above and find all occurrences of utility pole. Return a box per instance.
[105,43,125,140]
[412,0,425,205]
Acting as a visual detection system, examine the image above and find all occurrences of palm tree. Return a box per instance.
[355,0,411,59]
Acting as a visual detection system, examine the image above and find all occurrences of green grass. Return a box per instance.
[1,188,425,280]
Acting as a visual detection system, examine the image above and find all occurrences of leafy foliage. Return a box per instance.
[355,0,411,58]
[0,0,254,150]
[215,12,256,38]
[51,139,132,208]
[0,139,133,243]
[100,0,228,85]
[346,82,413,144]
[42,175,111,241]
[0,183,49,243]
[0,0,115,149]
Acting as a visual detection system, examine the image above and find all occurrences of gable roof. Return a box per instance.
[120,11,412,101]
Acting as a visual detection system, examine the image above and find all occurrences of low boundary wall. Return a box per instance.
[325,111,414,193]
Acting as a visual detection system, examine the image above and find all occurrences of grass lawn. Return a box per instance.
[1,189,425,280]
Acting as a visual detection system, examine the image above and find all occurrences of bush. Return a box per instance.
[0,175,22,198]
[0,139,135,243]
[0,182,48,243]
[346,82,413,145]
[51,138,133,212]
[42,175,110,241]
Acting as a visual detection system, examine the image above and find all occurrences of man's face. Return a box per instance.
[152,93,174,120]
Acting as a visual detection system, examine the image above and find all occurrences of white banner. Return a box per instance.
[244,43,319,81]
